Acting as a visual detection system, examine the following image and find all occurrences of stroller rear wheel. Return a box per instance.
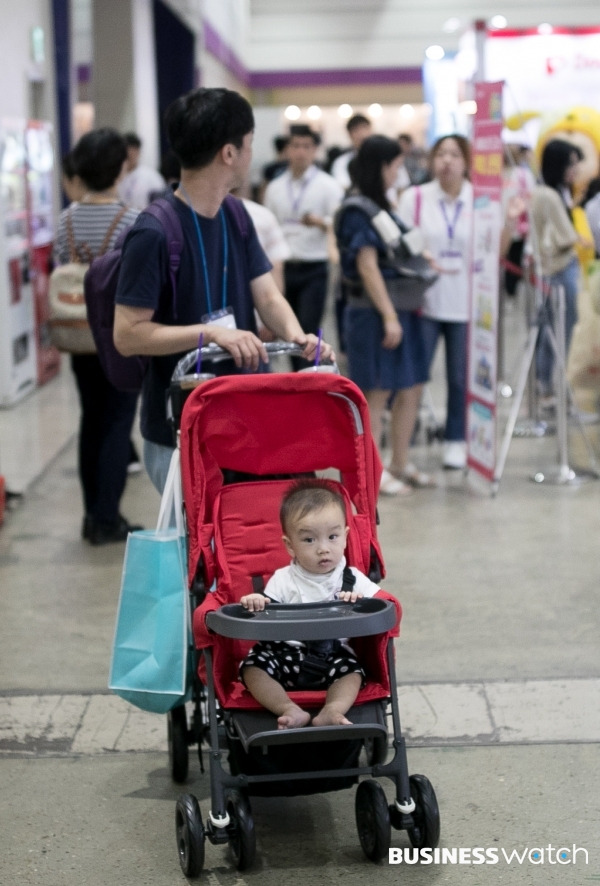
[175,794,205,877]
[355,779,391,861]
[226,790,256,870]
[406,774,440,849]
[168,705,189,783]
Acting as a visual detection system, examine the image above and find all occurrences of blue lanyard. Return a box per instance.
[179,186,228,314]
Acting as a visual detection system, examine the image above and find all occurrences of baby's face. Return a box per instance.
[284,503,349,575]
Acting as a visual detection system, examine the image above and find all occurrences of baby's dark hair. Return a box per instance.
[280,479,347,534]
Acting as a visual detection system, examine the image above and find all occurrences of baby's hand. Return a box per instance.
[240,593,269,612]
[337,591,365,603]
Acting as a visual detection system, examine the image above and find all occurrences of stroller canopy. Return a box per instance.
[179,373,384,589]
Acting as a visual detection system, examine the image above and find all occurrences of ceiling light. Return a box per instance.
[284,105,301,121]
[443,17,462,34]
[425,45,445,61]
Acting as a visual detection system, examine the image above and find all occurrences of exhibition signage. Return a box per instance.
[466,81,504,482]
[486,27,600,120]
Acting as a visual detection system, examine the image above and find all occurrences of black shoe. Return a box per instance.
[88,515,143,546]
[82,515,93,540]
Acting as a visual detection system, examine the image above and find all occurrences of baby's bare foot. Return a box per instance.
[312,706,352,727]
[277,705,311,730]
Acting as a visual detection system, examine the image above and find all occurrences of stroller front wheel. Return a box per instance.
[226,790,256,870]
[175,794,205,877]
[406,774,440,849]
[355,779,391,862]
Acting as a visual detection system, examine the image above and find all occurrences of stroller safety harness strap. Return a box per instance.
[300,566,357,685]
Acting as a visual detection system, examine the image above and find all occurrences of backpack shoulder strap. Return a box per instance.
[341,565,356,592]
[142,197,184,317]
[65,207,93,264]
[97,205,129,257]
[222,194,250,238]
[339,195,381,220]
[334,194,388,242]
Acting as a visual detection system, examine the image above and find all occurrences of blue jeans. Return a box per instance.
[536,257,579,392]
[421,317,468,441]
[144,439,175,494]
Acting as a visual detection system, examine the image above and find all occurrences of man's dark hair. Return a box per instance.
[289,124,321,146]
[165,87,254,170]
[123,132,142,149]
[347,114,370,133]
[71,128,128,192]
[350,135,402,210]
[274,135,289,153]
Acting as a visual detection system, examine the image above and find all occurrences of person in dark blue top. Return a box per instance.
[336,135,432,497]
[115,87,333,491]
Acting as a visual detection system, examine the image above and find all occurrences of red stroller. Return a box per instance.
[172,369,440,875]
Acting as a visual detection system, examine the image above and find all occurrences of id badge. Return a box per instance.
[439,249,462,273]
[201,306,237,329]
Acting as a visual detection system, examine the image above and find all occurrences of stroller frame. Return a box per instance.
[169,365,440,874]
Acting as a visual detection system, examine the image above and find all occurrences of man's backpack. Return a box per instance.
[48,206,128,354]
[84,198,183,392]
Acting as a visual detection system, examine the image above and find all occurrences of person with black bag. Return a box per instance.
[335,135,436,496]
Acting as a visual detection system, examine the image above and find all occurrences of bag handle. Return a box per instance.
[156,448,184,535]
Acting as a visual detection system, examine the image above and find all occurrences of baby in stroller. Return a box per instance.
[239,479,381,729]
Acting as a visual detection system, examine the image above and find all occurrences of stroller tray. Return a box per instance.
[206,598,396,642]
[230,700,388,751]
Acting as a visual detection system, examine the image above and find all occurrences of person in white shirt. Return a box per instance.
[330,114,373,192]
[118,132,166,210]
[242,198,291,294]
[398,135,473,470]
[265,125,344,367]
[239,480,380,730]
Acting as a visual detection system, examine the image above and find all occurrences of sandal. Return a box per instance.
[391,463,437,489]
[379,469,414,497]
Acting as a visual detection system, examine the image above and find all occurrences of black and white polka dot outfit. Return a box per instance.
[240,640,365,690]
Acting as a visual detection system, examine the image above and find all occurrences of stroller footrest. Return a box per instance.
[231,700,387,752]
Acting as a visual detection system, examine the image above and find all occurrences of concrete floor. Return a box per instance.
[1,296,600,885]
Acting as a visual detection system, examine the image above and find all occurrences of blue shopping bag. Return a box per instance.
[109,450,191,713]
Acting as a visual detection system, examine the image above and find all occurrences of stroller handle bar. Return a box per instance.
[172,341,337,381]
[205,598,396,642]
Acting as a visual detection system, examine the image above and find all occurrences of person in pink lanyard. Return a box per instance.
[398,134,473,470]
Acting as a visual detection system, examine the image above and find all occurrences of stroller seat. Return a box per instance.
[194,478,399,716]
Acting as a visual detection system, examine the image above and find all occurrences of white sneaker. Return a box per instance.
[443,441,467,470]
[379,468,413,496]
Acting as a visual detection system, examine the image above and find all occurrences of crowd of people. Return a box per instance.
[56,86,600,542]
